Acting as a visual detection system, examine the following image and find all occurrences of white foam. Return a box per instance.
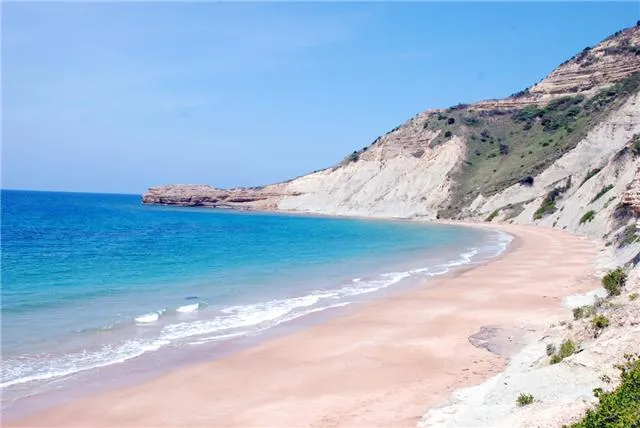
[1,339,169,389]
[135,312,159,323]
[3,235,512,391]
[176,303,200,313]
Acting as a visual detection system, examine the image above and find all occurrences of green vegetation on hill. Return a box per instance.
[568,354,640,428]
[579,210,597,224]
[432,72,640,218]
[602,267,628,297]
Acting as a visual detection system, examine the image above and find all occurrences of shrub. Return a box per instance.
[550,339,577,364]
[345,151,359,163]
[573,305,595,320]
[619,224,639,248]
[568,354,640,427]
[444,130,453,138]
[550,354,564,364]
[602,268,627,297]
[559,339,576,358]
[590,185,614,203]
[580,167,602,186]
[516,393,534,407]
[485,209,500,222]
[579,210,596,225]
[631,134,640,156]
[519,176,534,186]
[534,187,564,219]
[592,314,610,329]
[629,292,639,301]
[447,117,455,125]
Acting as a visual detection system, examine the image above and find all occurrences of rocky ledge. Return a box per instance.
[142,184,290,210]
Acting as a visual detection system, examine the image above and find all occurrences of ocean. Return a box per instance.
[1,190,511,412]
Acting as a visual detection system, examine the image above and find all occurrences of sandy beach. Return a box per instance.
[8,223,599,427]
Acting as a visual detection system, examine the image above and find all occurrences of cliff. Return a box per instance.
[144,24,640,261]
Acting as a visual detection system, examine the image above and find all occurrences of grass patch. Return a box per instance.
[619,223,639,248]
[590,185,614,203]
[629,292,639,301]
[550,339,577,364]
[567,354,640,428]
[602,267,627,297]
[516,393,534,407]
[485,209,500,222]
[579,210,596,224]
[592,314,610,329]
[573,305,595,320]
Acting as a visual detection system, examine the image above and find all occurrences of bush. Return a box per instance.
[592,314,610,329]
[559,339,576,357]
[447,117,455,125]
[590,185,614,203]
[519,176,534,186]
[444,130,453,138]
[550,354,564,364]
[573,305,595,320]
[345,151,359,163]
[534,187,564,219]
[516,393,534,407]
[619,224,639,248]
[568,354,640,427]
[579,210,596,225]
[631,134,640,156]
[550,339,577,364]
[629,292,639,301]
[485,209,500,222]
[580,168,602,186]
[602,268,627,297]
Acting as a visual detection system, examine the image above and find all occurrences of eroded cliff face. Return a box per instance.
[143,25,640,258]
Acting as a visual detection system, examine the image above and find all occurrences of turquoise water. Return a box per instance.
[1,190,511,404]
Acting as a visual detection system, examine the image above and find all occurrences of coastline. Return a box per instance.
[8,223,599,427]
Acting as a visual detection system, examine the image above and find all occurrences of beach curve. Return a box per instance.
[8,223,599,427]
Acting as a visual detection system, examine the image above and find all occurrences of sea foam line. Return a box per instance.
[2,241,501,389]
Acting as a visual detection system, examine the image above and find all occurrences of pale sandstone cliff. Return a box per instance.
[144,25,640,227]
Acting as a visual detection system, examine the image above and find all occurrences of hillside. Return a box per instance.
[144,24,640,254]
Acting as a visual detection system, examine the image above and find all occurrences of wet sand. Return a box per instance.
[9,223,598,427]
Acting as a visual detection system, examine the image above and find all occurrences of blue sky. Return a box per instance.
[3,2,639,194]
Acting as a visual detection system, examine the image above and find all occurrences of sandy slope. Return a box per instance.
[8,224,599,428]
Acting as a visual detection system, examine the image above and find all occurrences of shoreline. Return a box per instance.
[8,223,599,427]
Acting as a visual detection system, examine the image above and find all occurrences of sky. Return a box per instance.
[2,2,639,194]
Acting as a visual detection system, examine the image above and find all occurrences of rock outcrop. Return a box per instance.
[142,184,291,210]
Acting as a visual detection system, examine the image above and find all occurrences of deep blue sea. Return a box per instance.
[1,190,511,408]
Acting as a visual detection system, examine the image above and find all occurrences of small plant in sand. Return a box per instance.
[629,292,639,301]
[592,314,610,329]
[516,393,534,407]
[602,267,627,297]
[550,339,576,364]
